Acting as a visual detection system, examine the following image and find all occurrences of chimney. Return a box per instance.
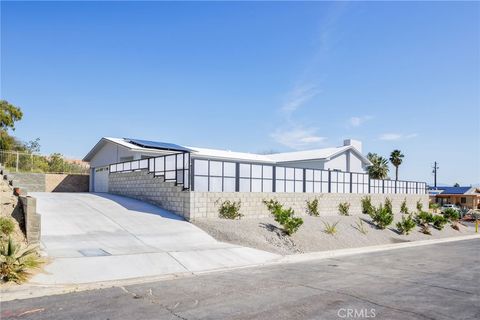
[343,139,362,153]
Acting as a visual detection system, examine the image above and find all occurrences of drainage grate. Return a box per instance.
[78,248,111,257]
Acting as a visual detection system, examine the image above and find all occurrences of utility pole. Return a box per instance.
[432,161,439,189]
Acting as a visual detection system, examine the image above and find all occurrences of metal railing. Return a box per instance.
[0,150,90,174]
[109,152,190,189]
[191,158,427,195]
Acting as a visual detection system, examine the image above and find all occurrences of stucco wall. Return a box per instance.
[107,169,428,221]
[45,174,89,192]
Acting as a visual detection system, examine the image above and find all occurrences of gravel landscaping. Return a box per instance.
[193,213,477,255]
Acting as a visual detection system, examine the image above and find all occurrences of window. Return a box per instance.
[120,156,133,162]
[461,197,466,204]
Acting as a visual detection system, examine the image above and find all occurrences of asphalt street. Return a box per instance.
[2,239,479,320]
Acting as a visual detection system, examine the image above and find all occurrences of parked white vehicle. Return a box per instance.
[440,204,460,212]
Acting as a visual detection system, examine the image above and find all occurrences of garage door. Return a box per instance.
[93,166,109,192]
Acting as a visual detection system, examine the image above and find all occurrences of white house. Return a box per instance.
[83,137,371,192]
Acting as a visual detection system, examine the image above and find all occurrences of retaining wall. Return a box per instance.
[108,169,429,220]
[19,196,41,245]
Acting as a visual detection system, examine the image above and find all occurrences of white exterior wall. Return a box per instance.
[275,159,326,170]
[348,151,366,173]
[324,153,347,171]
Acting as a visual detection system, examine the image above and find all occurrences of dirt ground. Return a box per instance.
[0,178,26,244]
[193,213,476,255]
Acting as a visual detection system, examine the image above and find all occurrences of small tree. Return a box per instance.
[396,214,416,235]
[400,198,409,214]
[361,196,374,215]
[389,149,404,181]
[216,200,243,219]
[370,205,394,229]
[263,199,303,236]
[443,208,460,231]
[306,198,319,216]
[415,211,434,235]
[416,200,423,212]
[384,198,393,215]
[338,202,350,216]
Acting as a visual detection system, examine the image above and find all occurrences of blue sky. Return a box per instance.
[1,1,479,185]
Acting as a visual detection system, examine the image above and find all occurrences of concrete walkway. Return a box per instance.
[29,193,279,285]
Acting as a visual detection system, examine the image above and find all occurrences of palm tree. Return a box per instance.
[389,150,404,181]
[366,153,389,179]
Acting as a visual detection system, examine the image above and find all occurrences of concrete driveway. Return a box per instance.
[30,193,279,285]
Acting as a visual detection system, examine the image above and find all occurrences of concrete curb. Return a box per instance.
[2,234,478,302]
[278,234,480,264]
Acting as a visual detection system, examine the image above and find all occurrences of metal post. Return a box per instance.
[368,177,371,194]
[350,172,353,193]
[235,162,240,192]
[328,170,331,193]
[382,180,385,194]
[303,169,306,193]
[272,165,276,192]
[190,158,195,191]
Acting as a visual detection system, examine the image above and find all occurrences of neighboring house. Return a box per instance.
[429,186,480,209]
[83,137,371,193]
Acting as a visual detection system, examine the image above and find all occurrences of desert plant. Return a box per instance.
[384,197,393,215]
[338,202,350,216]
[396,214,416,235]
[443,208,460,231]
[389,149,404,181]
[0,238,42,283]
[416,200,423,212]
[263,199,303,236]
[370,205,394,229]
[432,215,448,230]
[415,211,434,235]
[0,217,15,237]
[429,203,440,213]
[361,196,374,215]
[400,198,409,214]
[354,218,368,235]
[216,200,243,219]
[323,221,339,235]
[306,198,319,216]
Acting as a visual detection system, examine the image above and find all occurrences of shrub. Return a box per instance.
[400,198,409,214]
[216,200,243,219]
[263,199,303,236]
[429,203,440,213]
[323,221,339,235]
[370,205,394,229]
[416,200,423,212]
[415,211,433,235]
[361,196,374,215]
[0,238,43,284]
[306,198,319,216]
[385,197,393,215]
[0,218,15,237]
[338,202,350,216]
[355,219,368,235]
[396,214,416,235]
[432,215,448,230]
[443,208,460,231]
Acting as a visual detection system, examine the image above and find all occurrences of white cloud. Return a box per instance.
[281,84,320,113]
[379,133,418,141]
[271,127,327,149]
[349,115,373,127]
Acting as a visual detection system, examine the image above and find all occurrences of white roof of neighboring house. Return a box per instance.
[84,137,371,165]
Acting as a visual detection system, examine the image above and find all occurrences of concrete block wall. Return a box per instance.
[19,196,41,245]
[109,170,191,219]
[190,192,429,219]
[7,173,46,192]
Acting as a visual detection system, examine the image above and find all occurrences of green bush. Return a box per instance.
[416,200,423,212]
[263,199,303,236]
[370,205,394,229]
[385,197,393,215]
[429,203,440,213]
[338,202,350,216]
[432,215,448,230]
[323,221,339,235]
[0,238,43,284]
[415,211,434,235]
[0,218,15,237]
[361,196,374,215]
[400,198,409,214]
[396,214,416,235]
[216,200,243,219]
[443,208,460,231]
[306,198,319,216]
